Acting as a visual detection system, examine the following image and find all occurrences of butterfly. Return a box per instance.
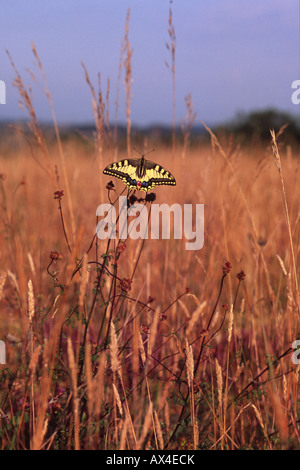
[103,154,176,193]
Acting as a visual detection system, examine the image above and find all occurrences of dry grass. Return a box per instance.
[1,17,300,451]
[1,123,300,449]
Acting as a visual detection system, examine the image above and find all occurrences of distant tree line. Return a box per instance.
[218,108,300,145]
[1,109,300,151]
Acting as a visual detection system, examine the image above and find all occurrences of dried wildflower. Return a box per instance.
[54,190,64,200]
[159,313,167,321]
[116,242,127,256]
[119,277,132,292]
[51,401,62,413]
[185,287,191,294]
[106,180,115,191]
[198,328,208,338]
[179,437,193,450]
[128,194,137,206]
[237,270,246,281]
[140,325,150,334]
[222,304,229,312]
[147,296,155,304]
[145,192,156,203]
[222,261,232,275]
[50,251,59,261]
[257,237,267,247]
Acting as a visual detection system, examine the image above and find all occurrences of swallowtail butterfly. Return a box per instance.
[103,153,176,193]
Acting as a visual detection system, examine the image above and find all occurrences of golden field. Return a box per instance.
[1,121,300,449]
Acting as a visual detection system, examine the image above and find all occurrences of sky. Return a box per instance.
[0,0,299,127]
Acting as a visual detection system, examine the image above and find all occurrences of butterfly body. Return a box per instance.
[103,155,176,192]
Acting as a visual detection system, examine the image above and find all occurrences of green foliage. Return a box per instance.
[222,108,300,145]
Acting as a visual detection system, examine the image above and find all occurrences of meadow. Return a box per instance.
[1,17,300,451]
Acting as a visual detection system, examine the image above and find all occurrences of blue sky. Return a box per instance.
[0,0,299,126]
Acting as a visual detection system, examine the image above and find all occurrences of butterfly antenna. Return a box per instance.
[133,147,155,157]
[145,148,155,156]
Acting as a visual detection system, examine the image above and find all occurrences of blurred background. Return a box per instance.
[0,0,299,129]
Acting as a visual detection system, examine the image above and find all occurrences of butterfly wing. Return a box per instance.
[103,159,141,191]
[143,159,176,190]
[103,158,176,192]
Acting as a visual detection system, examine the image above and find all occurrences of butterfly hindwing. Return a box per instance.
[103,156,176,192]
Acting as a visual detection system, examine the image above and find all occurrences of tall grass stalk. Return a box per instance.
[165,7,176,155]
[271,129,299,308]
